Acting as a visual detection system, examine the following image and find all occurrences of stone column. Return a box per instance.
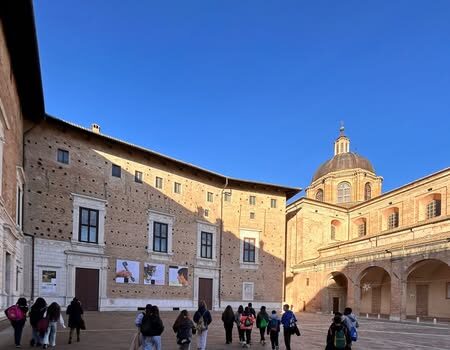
[389,260,406,320]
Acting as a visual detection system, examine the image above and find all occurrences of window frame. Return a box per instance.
[331,224,336,240]
[224,192,231,202]
[207,192,214,203]
[270,198,277,208]
[315,189,324,202]
[204,209,209,217]
[358,222,366,237]
[155,176,163,189]
[364,182,372,201]
[387,212,399,230]
[135,170,143,183]
[112,164,121,178]
[174,182,182,194]
[78,207,99,244]
[153,221,169,253]
[249,212,255,219]
[249,195,256,205]
[337,182,351,203]
[243,238,256,263]
[57,148,69,164]
[426,200,441,219]
[200,231,213,259]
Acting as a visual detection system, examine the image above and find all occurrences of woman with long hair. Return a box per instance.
[235,305,245,345]
[29,297,47,347]
[221,305,235,344]
[173,310,195,350]
[4,297,28,347]
[43,302,65,348]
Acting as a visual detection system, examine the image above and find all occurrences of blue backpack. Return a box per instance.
[269,318,278,332]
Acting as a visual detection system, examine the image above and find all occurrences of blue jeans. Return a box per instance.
[142,335,161,350]
[43,321,58,346]
[11,320,25,346]
[32,327,43,345]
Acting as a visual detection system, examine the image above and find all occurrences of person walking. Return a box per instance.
[221,305,235,344]
[4,297,28,348]
[173,310,196,350]
[29,297,47,347]
[136,305,164,350]
[342,307,358,343]
[267,310,281,350]
[256,306,270,345]
[248,303,256,318]
[239,306,255,348]
[66,297,84,344]
[281,304,297,350]
[326,315,351,350]
[43,302,66,349]
[235,305,245,345]
[193,300,212,350]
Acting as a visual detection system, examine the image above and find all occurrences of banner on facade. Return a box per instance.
[143,263,165,285]
[168,266,189,286]
[115,259,140,284]
[41,270,57,294]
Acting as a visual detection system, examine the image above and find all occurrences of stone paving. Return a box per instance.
[1,311,449,349]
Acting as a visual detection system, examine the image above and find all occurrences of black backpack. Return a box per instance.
[140,314,163,336]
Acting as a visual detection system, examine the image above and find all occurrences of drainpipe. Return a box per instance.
[218,177,229,310]
[23,232,35,302]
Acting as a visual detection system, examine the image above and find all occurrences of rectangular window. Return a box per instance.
[57,149,69,164]
[243,238,256,263]
[204,209,209,217]
[112,164,121,178]
[224,192,231,202]
[306,278,310,286]
[153,222,168,253]
[200,231,213,259]
[388,212,399,230]
[207,192,214,202]
[174,182,182,194]
[135,171,143,183]
[155,176,163,189]
[426,200,441,219]
[358,222,366,237]
[78,207,99,243]
[249,195,256,205]
[250,212,255,219]
[270,199,277,208]
[330,225,336,240]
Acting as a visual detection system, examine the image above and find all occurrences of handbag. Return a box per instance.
[290,324,301,336]
[37,318,49,334]
[79,317,86,330]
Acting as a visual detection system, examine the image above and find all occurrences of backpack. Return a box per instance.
[334,327,347,349]
[6,305,25,322]
[350,326,357,342]
[244,316,253,327]
[260,317,269,329]
[195,312,208,333]
[269,318,278,332]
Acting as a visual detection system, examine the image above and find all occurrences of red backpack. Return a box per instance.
[6,305,25,322]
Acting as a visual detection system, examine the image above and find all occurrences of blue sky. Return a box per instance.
[33,1,450,197]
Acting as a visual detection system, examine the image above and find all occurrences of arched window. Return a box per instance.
[315,189,324,202]
[364,182,371,201]
[331,220,341,240]
[330,224,336,240]
[337,182,351,203]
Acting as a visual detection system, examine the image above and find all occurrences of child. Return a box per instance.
[173,310,196,350]
[239,307,255,348]
[256,306,270,345]
[267,310,281,350]
[326,315,351,350]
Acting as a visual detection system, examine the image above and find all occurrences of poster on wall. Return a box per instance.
[143,263,165,285]
[115,259,140,284]
[41,270,57,294]
[168,266,189,286]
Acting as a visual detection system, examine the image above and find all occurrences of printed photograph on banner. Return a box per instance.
[40,270,57,294]
[115,259,140,284]
[143,263,165,285]
[168,266,189,286]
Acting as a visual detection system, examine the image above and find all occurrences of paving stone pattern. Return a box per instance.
[1,312,449,350]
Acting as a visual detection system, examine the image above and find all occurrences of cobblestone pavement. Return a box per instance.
[1,311,449,349]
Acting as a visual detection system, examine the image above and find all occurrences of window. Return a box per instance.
[207,192,214,202]
[57,149,69,164]
[249,195,256,205]
[243,238,256,262]
[447,282,450,299]
[358,222,366,237]
[174,182,181,194]
[204,209,209,217]
[112,164,121,178]
[270,199,277,208]
[155,176,163,189]
[250,212,255,219]
[315,189,324,202]
[388,212,399,229]
[331,224,336,240]
[153,222,168,253]
[200,231,213,259]
[364,183,372,201]
[426,200,441,219]
[135,171,143,183]
[224,192,231,202]
[337,182,351,203]
[306,278,310,286]
[78,207,99,243]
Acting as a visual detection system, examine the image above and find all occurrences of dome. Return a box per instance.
[312,152,375,183]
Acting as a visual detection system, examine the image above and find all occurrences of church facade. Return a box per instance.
[285,129,450,320]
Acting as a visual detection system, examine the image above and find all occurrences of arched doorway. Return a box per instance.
[407,259,450,318]
[359,266,391,316]
[326,272,348,313]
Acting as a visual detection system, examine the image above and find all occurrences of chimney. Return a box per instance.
[91,123,101,134]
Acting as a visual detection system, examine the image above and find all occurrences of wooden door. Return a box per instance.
[75,268,99,311]
[198,278,213,310]
[332,297,340,313]
[416,285,429,316]
[371,286,382,314]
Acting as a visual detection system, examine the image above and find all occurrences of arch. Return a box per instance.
[358,266,391,316]
[315,189,324,202]
[325,272,348,313]
[337,181,351,203]
[406,259,450,318]
[364,182,371,201]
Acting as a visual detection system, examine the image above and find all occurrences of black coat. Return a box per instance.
[66,301,84,329]
[221,311,235,328]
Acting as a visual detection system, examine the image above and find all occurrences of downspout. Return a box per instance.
[23,232,35,301]
[218,177,229,310]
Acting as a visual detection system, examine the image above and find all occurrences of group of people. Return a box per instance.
[4,297,85,348]
[133,302,299,350]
